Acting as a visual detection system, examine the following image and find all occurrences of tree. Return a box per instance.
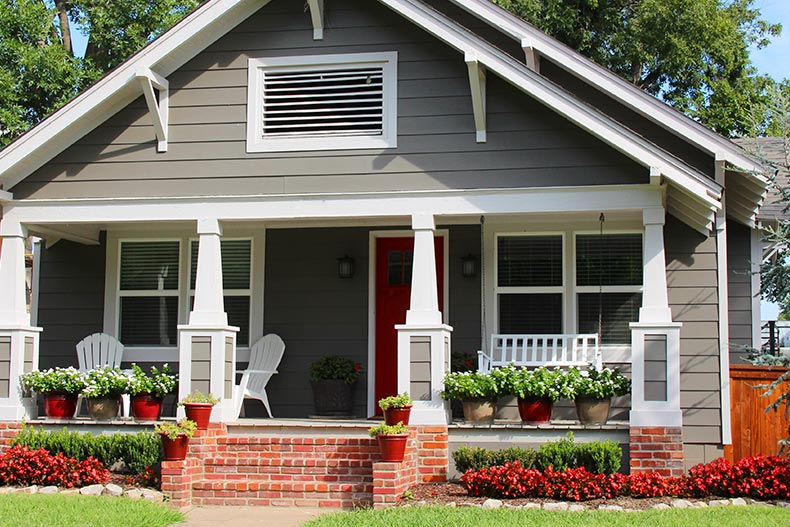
[493,0,781,136]
[0,0,199,147]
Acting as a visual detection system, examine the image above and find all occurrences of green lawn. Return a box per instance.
[305,505,790,527]
[0,494,184,527]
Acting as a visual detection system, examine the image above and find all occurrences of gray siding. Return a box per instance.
[727,221,754,363]
[13,0,645,199]
[37,237,106,370]
[665,216,722,446]
[0,337,10,397]
[410,336,432,401]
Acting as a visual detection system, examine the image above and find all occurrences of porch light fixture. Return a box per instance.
[461,254,477,278]
[337,255,355,279]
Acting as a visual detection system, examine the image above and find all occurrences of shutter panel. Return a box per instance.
[262,66,384,138]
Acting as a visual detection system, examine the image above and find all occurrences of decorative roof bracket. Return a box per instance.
[521,38,540,72]
[465,53,487,143]
[135,68,169,153]
[307,0,325,40]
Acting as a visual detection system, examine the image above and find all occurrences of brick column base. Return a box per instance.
[161,423,226,508]
[416,425,448,483]
[630,426,684,477]
[0,422,22,452]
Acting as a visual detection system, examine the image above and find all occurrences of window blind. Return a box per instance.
[497,236,563,287]
[576,234,642,286]
[120,241,179,291]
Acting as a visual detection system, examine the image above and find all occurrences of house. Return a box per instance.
[0,0,768,507]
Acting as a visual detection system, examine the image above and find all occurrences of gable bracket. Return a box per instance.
[464,53,487,143]
[135,68,169,153]
[520,38,540,73]
[0,189,12,202]
[307,0,325,40]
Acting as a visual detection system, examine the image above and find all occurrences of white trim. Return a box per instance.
[245,52,398,153]
[521,40,540,73]
[751,226,762,349]
[0,189,12,201]
[307,0,325,40]
[367,229,450,417]
[28,225,100,246]
[464,54,487,143]
[30,239,41,327]
[715,161,732,445]
[135,68,169,152]
[445,0,764,176]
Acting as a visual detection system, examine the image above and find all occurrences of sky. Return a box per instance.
[751,0,790,81]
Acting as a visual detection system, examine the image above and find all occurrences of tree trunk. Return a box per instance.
[54,0,73,56]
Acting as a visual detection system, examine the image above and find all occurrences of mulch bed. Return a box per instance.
[403,482,682,510]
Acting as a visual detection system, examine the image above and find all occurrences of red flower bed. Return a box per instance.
[460,455,790,501]
[0,445,109,488]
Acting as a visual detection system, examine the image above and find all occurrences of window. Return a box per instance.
[190,240,252,346]
[116,238,253,348]
[576,234,643,344]
[247,52,398,152]
[119,241,180,346]
[496,235,563,334]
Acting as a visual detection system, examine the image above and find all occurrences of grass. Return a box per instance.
[305,505,790,527]
[0,494,184,527]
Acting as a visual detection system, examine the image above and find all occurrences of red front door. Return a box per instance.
[374,236,444,414]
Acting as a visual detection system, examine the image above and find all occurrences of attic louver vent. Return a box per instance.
[262,66,385,138]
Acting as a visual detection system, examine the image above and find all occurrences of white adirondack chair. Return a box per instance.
[75,333,129,418]
[234,334,285,419]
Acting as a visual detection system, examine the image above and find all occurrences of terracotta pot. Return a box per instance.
[376,433,409,462]
[517,396,553,423]
[131,394,163,421]
[383,405,412,426]
[160,433,190,461]
[43,392,78,419]
[183,403,214,430]
[87,396,121,420]
[575,396,611,425]
[311,380,356,417]
[462,399,496,423]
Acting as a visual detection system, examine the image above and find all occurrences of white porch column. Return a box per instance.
[396,214,452,425]
[0,219,41,420]
[630,206,683,428]
[178,219,238,422]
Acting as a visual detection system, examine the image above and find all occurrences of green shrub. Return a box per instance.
[11,425,161,474]
[575,440,622,474]
[535,432,576,471]
[453,445,536,473]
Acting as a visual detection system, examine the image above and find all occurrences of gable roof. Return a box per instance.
[0,0,763,233]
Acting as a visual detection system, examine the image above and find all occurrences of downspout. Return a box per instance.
[715,157,732,445]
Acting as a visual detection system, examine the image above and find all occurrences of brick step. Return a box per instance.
[191,478,373,508]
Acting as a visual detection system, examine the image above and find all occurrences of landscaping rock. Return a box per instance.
[482,499,503,509]
[598,505,623,511]
[125,488,143,499]
[11,486,37,494]
[60,489,80,495]
[568,504,586,512]
[104,484,123,497]
[543,502,569,511]
[522,503,541,510]
[708,500,730,507]
[652,504,671,510]
[446,502,456,508]
[141,489,164,503]
[693,501,708,508]
[731,498,748,506]
[39,486,59,495]
[777,501,790,508]
[80,484,103,496]
[671,499,693,509]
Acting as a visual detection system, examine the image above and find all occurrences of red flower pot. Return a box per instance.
[183,403,214,430]
[376,433,409,462]
[160,433,190,461]
[517,396,553,423]
[131,394,163,421]
[43,392,78,419]
[383,406,412,426]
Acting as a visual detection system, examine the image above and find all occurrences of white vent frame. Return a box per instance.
[246,52,398,153]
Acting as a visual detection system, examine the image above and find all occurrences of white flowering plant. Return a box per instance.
[565,365,631,399]
[128,363,177,397]
[82,366,130,398]
[20,367,86,395]
[441,371,499,400]
[503,366,572,402]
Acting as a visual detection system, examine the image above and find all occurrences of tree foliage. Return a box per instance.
[0,0,199,146]
[493,0,782,136]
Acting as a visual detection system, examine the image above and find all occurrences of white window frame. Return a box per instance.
[493,232,566,334]
[246,52,398,153]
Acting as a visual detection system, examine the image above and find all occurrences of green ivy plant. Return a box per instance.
[378,392,412,410]
[309,355,362,384]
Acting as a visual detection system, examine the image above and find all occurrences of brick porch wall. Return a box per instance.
[0,422,22,452]
[629,426,685,477]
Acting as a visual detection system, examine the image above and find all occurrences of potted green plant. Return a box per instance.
[309,356,362,417]
[368,422,409,462]
[128,364,177,421]
[501,366,572,423]
[441,371,498,423]
[20,367,86,419]
[155,419,198,461]
[178,390,219,430]
[82,366,130,420]
[378,392,413,425]
[567,366,631,425]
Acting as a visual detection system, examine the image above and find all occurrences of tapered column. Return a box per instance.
[0,221,30,327]
[406,214,442,325]
[639,207,672,323]
[190,219,227,326]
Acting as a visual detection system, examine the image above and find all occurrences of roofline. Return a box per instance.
[446,0,765,176]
